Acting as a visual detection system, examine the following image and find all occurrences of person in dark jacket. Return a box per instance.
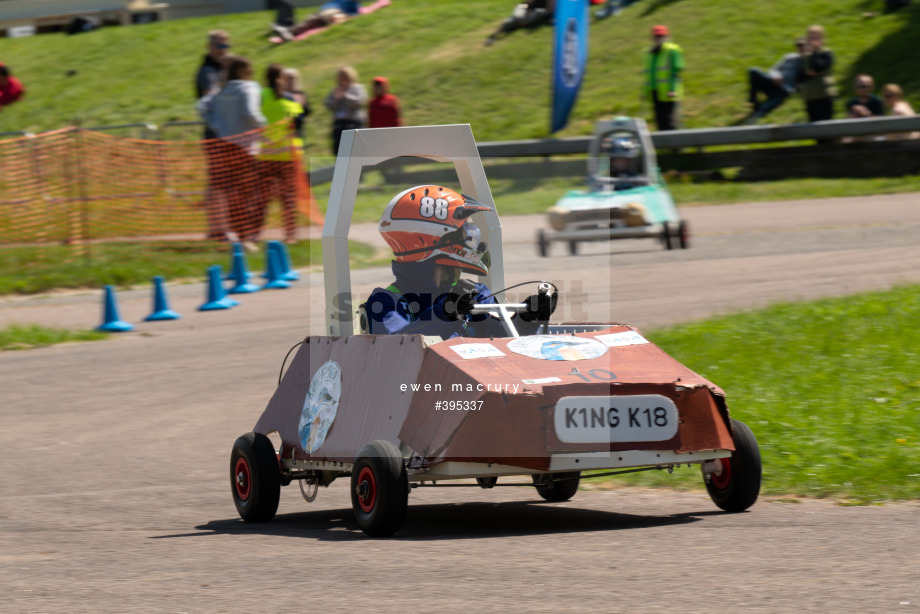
[195,30,232,241]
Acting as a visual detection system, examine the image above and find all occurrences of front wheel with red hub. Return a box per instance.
[704,419,761,512]
[230,432,281,522]
[350,440,409,537]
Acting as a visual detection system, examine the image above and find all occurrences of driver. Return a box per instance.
[362,185,555,338]
[607,136,643,190]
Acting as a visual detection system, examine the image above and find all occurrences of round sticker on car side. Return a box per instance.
[507,335,608,361]
[299,360,341,454]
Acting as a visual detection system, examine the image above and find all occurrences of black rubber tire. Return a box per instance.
[476,476,498,489]
[351,440,409,537]
[677,220,690,249]
[532,472,580,502]
[661,222,674,250]
[230,432,281,522]
[568,240,578,256]
[705,419,762,512]
[537,229,550,257]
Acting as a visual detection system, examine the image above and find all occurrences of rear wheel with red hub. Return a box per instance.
[350,440,408,537]
[704,419,761,512]
[230,432,281,522]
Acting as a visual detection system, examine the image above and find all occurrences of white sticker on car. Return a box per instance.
[450,343,506,359]
[299,360,341,454]
[522,376,562,385]
[507,335,608,361]
[594,331,650,347]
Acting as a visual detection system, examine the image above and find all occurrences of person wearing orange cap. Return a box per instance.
[644,24,684,131]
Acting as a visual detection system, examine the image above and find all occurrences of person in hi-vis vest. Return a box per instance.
[644,24,684,131]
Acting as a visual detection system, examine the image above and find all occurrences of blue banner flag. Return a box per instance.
[551,0,589,134]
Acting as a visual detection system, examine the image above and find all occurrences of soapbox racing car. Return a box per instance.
[230,125,761,537]
[538,117,689,257]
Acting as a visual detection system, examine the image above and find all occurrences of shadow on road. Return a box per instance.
[154,499,702,542]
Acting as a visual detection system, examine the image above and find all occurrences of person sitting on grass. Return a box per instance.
[271,0,360,42]
[846,74,884,119]
[485,0,555,47]
[741,37,805,124]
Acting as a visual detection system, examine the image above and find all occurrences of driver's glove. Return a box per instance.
[519,290,558,323]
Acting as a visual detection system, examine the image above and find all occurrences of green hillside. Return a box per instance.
[0,0,918,156]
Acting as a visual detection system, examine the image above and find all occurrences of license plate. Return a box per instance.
[554,395,679,443]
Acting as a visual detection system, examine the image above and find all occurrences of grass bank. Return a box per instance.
[0,0,918,147]
[592,284,920,503]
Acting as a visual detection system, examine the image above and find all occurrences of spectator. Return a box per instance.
[742,37,805,124]
[274,0,295,28]
[324,66,367,155]
[881,83,919,139]
[0,63,25,112]
[368,76,402,128]
[846,74,885,118]
[798,25,837,122]
[280,67,311,146]
[644,24,684,131]
[258,63,306,245]
[195,30,232,242]
[485,0,555,47]
[271,0,359,42]
[195,30,232,132]
[197,56,267,251]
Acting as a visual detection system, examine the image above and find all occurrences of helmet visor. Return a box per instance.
[438,219,490,274]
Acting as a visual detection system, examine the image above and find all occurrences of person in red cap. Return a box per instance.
[368,76,403,128]
[644,24,684,131]
[0,63,26,112]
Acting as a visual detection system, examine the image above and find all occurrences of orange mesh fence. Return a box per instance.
[0,122,320,252]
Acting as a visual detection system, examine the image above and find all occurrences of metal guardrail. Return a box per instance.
[86,123,158,140]
[160,120,206,141]
[307,115,920,184]
[0,131,35,140]
[476,115,920,156]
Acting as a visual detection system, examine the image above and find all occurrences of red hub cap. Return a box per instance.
[356,466,377,513]
[710,458,733,490]
[235,457,251,501]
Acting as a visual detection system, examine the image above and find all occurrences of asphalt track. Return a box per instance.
[2,193,920,612]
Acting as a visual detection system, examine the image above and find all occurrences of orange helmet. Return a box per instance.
[379,185,492,276]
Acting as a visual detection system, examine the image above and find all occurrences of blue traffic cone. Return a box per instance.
[274,240,300,281]
[225,243,254,281]
[199,266,238,311]
[262,247,291,290]
[145,276,181,321]
[227,249,260,294]
[97,285,134,332]
[261,241,278,278]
